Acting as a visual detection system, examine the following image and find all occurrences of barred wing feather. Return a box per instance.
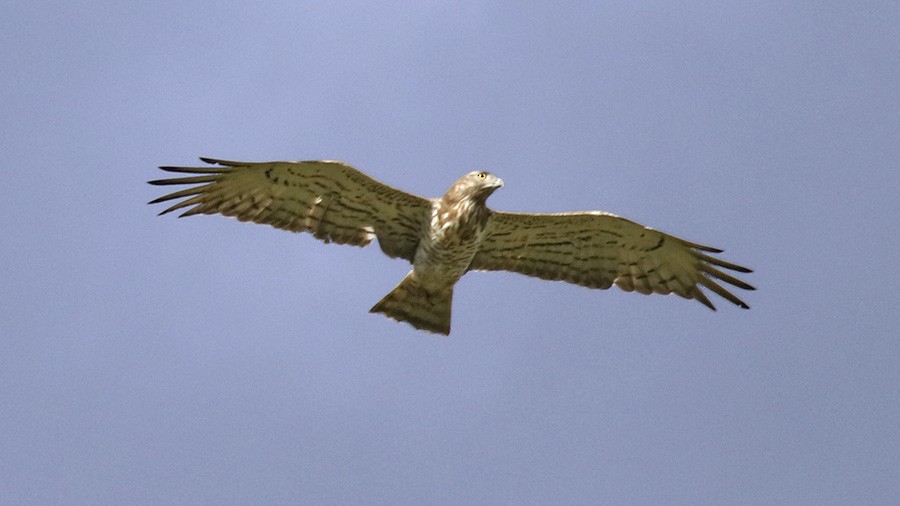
[470,211,755,310]
[149,158,431,262]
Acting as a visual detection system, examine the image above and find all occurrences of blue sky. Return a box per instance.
[2,1,898,504]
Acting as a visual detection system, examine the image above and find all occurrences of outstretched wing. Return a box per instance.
[149,158,431,262]
[470,211,754,310]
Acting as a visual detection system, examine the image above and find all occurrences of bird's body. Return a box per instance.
[149,158,754,335]
[370,172,502,333]
[416,174,499,288]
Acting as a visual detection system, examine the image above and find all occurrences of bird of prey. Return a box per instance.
[149,158,754,335]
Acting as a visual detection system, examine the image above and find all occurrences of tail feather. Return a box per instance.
[370,273,453,335]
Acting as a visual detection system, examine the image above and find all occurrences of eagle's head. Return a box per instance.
[446,171,504,204]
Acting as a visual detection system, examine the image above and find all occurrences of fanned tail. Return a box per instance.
[370,273,453,335]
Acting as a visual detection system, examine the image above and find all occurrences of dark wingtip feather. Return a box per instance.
[693,288,717,311]
[156,166,224,175]
[148,178,196,186]
[695,252,753,273]
[718,261,753,274]
[198,157,245,167]
[697,276,751,310]
[157,166,192,173]
[700,264,755,291]
[683,240,724,253]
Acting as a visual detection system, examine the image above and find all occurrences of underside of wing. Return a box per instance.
[148,158,431,262]
[470,211,754,310]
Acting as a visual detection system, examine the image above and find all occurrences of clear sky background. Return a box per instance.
[2,1,898,504]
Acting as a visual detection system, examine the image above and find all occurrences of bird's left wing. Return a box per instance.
[469,211,754,310]
[149,158,431,262]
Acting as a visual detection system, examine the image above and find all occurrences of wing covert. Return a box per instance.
[469,211,754,310]
[148,158,431,262]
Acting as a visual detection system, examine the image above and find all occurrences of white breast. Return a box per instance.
[413,201,488,289]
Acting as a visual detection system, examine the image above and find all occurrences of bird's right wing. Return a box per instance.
[149,158,432,262]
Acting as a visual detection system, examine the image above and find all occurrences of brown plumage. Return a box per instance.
[149,158,754,334]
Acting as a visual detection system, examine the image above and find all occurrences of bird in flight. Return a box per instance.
[149,158,754,334]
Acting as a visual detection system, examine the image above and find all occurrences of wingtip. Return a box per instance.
[686,240,724,253]
[198,157,243,166]
[694,289,717,311]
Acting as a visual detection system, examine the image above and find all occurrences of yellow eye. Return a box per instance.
[477,172,487,179]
